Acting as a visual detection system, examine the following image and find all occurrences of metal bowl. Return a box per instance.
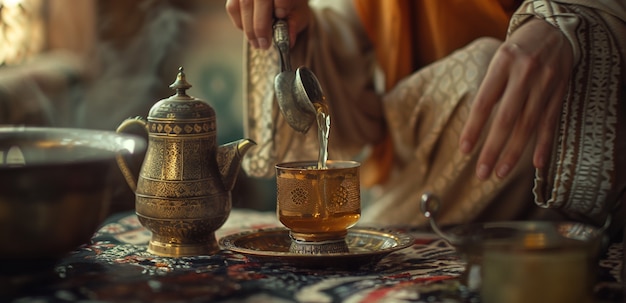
[420,193,605,301]
[0,126,145,269]
[448,221,605,302]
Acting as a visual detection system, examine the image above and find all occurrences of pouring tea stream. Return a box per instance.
[273,19,329,169]
[272,20,361,254]
[273,20,326,133]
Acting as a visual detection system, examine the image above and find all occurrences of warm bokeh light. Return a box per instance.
[1,0,24,7]
[0,0,44,65]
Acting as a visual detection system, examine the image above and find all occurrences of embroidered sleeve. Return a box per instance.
[510,0,625,225]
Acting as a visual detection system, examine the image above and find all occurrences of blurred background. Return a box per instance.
[0,0,276,213]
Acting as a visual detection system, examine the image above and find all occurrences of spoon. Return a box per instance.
[273,19,324,133]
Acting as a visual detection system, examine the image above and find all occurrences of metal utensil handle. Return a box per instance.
[115,116,148,192]
[273,19,292,72]
[420,192,462,245]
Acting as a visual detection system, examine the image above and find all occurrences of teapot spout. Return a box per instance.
[217,139,256,191]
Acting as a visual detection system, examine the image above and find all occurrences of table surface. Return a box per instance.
[2,209,624,303]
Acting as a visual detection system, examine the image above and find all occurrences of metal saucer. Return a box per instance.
[219,227,414,269]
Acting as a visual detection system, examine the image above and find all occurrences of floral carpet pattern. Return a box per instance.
[4,209,623,303]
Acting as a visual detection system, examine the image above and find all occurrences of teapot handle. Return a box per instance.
[115,116,148,192]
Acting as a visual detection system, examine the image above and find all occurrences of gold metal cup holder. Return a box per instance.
[288,234,350,254]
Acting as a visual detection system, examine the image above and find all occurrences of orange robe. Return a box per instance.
[354,0,519,89]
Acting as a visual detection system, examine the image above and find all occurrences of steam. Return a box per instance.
[75,1,192,130]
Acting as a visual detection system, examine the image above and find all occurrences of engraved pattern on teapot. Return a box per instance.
[116,67,255,257]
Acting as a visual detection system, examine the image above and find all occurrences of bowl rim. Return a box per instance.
[0,126,146,167]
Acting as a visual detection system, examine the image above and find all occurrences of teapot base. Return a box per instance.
[147,234,219,257]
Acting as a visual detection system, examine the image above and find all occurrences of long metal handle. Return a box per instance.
[273,19,292,72]
[420,192,462,245]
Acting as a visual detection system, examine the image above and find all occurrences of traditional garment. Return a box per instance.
[511,1,626,227]
[242,0,626,228]
[352,0,519,187]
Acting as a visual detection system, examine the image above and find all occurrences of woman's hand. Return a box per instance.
[459,18,574,180]
[225,0,311,49]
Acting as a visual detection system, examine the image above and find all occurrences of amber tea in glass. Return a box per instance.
[276,160,360,252]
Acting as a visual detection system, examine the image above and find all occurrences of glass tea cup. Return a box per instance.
[275,160,361,254]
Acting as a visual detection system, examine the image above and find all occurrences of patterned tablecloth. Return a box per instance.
[3,209,624,303]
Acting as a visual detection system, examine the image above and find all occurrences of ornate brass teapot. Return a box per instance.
[116,67,255,257]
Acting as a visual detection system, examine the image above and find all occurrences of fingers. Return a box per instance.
[238,0,274,49]
[493,73,543,179]
[225,0,306,50]
[273,0,292,18]
[238,0,260,48]
[253,0,274,49]
[460,43,553,180]
[533,78,566,169]
[477,89,530,180]
[459,44,516,179]
[459,56,507,156]
[465,19,574,181]
[484,43,539,179]
[224,0,273,49]
[460,41,562,180]
[225,0,243,30]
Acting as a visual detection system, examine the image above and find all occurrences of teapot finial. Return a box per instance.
[169,66,192,97]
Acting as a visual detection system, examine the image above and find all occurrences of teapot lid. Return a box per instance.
[148,67,215,120]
